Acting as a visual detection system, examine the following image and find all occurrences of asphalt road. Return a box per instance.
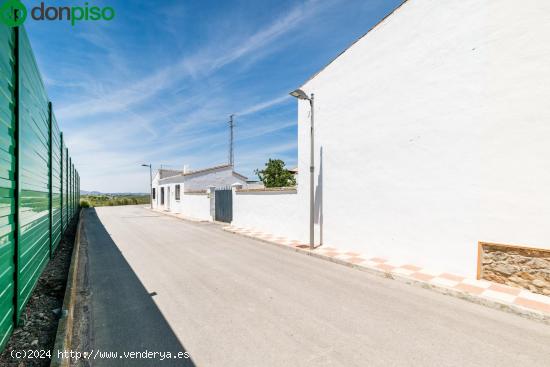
[80,205,550,367]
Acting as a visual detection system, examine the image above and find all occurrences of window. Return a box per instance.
[175,184,181,200]
[152,188,156,199]
[160,187,165,205]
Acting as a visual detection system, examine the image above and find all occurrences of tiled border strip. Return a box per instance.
[224,225,550,325]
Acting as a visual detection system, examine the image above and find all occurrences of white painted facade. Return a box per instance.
[290,0,550,277]
[232,189,306,242]
[152,165,247,219]
[179,193,212,221]
[148,0,550,278]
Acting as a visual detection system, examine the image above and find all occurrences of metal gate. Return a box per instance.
[215,187,233,223]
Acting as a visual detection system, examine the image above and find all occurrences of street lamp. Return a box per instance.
[289,88,315,250]
[141,164,153,209]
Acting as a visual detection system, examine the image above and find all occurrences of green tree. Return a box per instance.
[255,159,296,188]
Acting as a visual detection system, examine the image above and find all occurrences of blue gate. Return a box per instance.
[215,187,233,223]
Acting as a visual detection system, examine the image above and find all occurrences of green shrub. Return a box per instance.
[255,158,296,188]
[80,194,150,207]
[80,200,91,208]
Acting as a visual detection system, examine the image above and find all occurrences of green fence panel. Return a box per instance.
[0,24,80,350]
[50,114,61,251]
[63,146,68,231]
[16,28,51,318]
[67,158,70,220]
[60,141,65,232]
[71,163,74,218]
[69,158,72,219]
[69,161,72,219]
[74,167,77,213]
[0,26,16,351]
[72,165,75,216]
[66,150,69,223]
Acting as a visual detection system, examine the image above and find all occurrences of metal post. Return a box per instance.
[48,102,53,259]
[60,134,63,232]
[229,114,234,166]
[142,164,153,208]
[13,25,21,325]
[309,94,315,249]
[289,88,316,249]
[149,164,153,209]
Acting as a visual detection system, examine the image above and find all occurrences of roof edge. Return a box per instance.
[295,0,410,90]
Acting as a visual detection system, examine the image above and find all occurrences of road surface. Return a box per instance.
[78,206,550,366]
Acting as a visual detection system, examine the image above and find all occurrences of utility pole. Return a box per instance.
[309,94,315,250]
[289,89,315,249]
[229,114,235,166]
[141,164,153,209]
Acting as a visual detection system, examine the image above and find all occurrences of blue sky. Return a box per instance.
[24,0,402,193]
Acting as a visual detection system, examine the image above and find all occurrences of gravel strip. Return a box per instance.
[0,219,77,367]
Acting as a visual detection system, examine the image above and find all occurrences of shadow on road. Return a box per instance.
[77,208,195,366]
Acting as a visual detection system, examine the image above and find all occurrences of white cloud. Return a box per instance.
[237,95,291,117]
[52,0,346,192]
[57,2,314,122]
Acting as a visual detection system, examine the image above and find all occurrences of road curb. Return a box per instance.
[224,228,550,325]
[50,210,83,367]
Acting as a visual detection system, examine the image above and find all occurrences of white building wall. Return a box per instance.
[232,190,307,243]
[180,193,212,221]
[168,184,183,214]
[294,0,550,277]
[152,182,210,220]
[151,175,161,210]
[152,180,181,211]
[151,166,247,212]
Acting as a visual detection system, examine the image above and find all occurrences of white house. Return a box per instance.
[152,164,247,218]
[232,0,550,279]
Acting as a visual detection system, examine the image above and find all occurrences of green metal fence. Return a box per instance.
[0,26,80,350]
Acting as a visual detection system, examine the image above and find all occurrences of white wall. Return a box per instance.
[294,0,550,277]
[180,193,212,221]
[152,183,182,213]
[232,190,307,243]
[151,166,247,212]
[151,182,161,210]
[152,182,211,221]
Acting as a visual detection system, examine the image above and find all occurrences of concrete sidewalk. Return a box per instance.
[76,206,550,367]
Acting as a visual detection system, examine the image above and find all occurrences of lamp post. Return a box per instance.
[141,164,153,209]
[289,89,315,250]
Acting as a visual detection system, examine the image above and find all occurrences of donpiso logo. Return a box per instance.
[0,0,27,27]
[0,0,115,27]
